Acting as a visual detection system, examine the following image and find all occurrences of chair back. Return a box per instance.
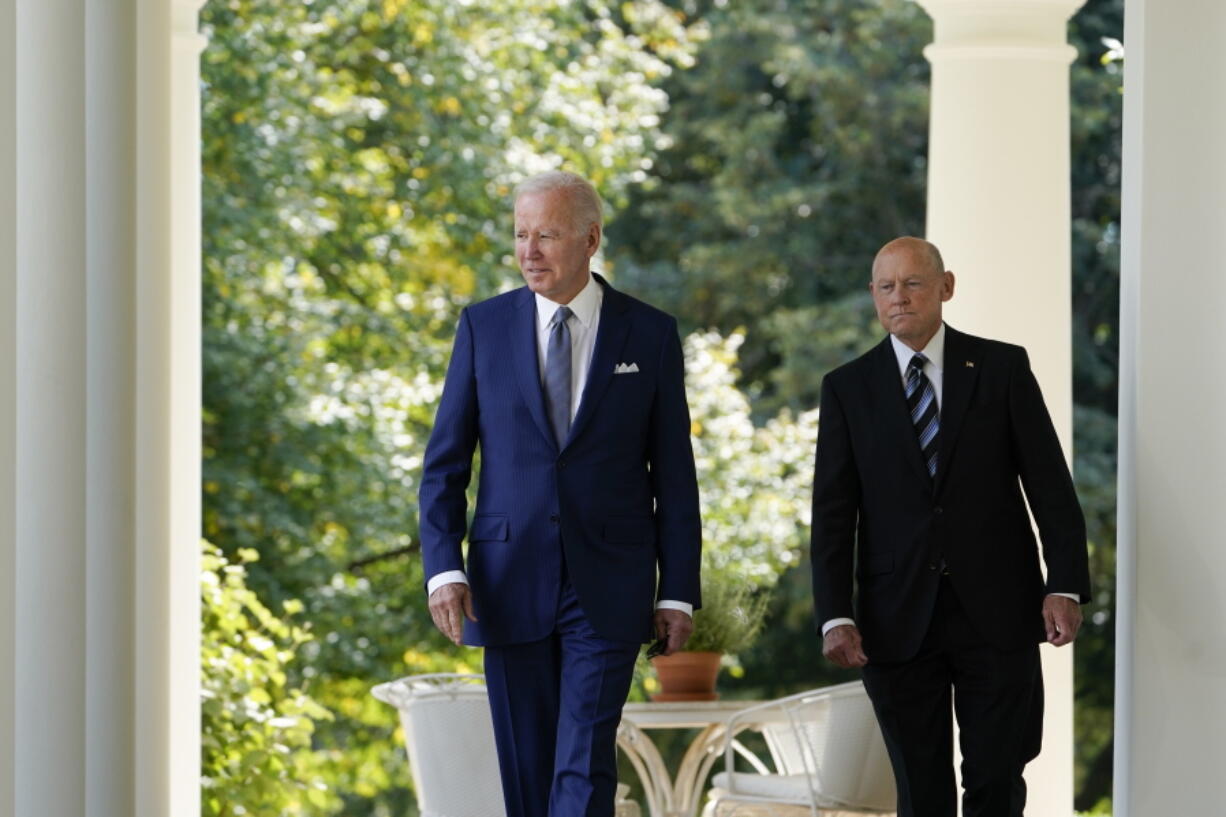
[762,681,896,812]
[372,673,506,817]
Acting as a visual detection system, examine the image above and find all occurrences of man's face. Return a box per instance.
[514,189,599,304]
[869,247,955,349]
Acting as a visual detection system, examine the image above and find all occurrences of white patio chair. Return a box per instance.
[702,680,896,817]
[373,673,505,817]
[372,672,640,817]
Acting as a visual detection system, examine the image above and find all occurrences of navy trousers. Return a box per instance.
[861,576,1043,817]
[483,577,640,817]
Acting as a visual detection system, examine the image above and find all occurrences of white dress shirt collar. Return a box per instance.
[890,322,946,376]
[534,273,602,330]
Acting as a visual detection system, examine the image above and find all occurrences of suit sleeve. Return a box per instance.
[1008,349,1092,602]
[418,308,479,588]
[810,375,861,629]
[648,318,703,608]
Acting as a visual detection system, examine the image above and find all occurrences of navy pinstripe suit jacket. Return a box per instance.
[419,274,702,645]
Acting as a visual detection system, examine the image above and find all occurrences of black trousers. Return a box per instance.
[861,577,1043,817]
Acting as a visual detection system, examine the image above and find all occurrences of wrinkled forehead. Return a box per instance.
[514,189,574,225]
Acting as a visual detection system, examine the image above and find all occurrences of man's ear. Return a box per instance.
[942,271,956,301]
[587,223,602,257]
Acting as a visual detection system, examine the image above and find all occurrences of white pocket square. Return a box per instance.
[614,362,640,374]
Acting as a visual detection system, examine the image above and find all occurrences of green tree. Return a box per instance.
[683,331,817,586]
[201,0,703,812]
[609,0,931,415]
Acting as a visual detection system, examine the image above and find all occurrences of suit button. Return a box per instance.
[558,461,567,469]
[549,514,559,524]
[933,506,943,515]
[928,563,938,571]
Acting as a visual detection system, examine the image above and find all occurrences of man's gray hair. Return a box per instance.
[514,171,605,232]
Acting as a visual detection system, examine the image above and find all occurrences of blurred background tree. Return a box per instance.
[201,0,1121,813]
[608,0,931,417]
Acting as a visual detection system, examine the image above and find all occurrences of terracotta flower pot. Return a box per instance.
[649,651,722,701]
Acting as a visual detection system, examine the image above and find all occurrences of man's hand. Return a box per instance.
[822,624,868,668]
[1043,594,1083,646]
[428,582,477,646]
[653,608,694,656]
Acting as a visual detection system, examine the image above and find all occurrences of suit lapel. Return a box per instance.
[934,326,979,495]
[565,274,631,450]
[872,338,932,487]
[509,287,558,451]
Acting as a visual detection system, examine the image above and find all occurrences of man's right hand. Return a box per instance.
[822,624,868,668]
[428,582,477,646]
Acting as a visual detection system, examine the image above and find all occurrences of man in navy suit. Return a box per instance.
[419,171,702,817]
[810,237,1091,817]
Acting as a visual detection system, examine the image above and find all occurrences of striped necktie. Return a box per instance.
[543,306,573,446]
[906,353,939,479]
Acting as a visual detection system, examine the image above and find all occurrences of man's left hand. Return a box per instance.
[1043,594,1083,646]
[653,609,694,655]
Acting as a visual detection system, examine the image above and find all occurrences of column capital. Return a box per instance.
[917,0,1086,62]
[173,0,209,51]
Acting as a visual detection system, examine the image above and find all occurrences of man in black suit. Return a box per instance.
[810,236,1091,817]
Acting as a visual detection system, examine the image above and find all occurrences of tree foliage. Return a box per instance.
[608,0,930,416]
[685,331,818,585]
[201,541,336,817]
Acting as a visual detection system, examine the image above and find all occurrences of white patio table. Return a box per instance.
[617,700,774,817]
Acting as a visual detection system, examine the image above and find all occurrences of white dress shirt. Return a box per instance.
[821,324,1074,637]
[535,273,602,420]
[428,273,692,617]
[890,323,946,411]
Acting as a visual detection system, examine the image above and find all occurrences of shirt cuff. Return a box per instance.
[656,599,693,617]
[427,570,469,597]
[821,617,856,637]
[1048,592,1080,602]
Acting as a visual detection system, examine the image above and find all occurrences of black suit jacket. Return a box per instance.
[810,326,1091,664]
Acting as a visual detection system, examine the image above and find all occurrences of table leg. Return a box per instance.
[617,720,674,817]
[670,723,740,817]
[617,721,751,817]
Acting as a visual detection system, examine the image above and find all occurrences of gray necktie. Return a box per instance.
[544,306,573,446]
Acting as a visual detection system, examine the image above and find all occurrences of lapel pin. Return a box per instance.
[965,361,975,368]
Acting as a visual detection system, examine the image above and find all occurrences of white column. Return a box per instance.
[13,3,89,816]
[133,1,206,814]
[915,1,1084,814]
[1,0,18,812]
[1,1,204,815]
[86,1,137,813]
[1116,2,1226,815]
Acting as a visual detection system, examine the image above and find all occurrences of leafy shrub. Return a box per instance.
[201,541,337,816]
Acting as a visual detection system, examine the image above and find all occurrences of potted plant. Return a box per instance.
[650,573,771,701]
